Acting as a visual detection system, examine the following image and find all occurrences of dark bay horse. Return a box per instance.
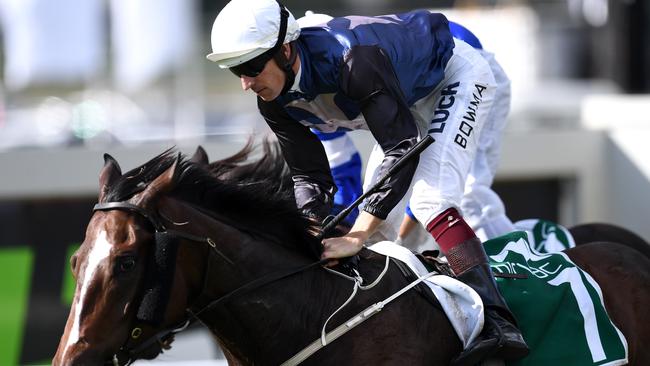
[53,149,460,365]
[570,222,650,258]
[54,146,650,365]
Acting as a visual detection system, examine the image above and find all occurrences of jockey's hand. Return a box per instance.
[320,211,383,266]
[321,231,367,267]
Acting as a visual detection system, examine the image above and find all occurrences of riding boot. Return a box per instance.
[426,208,529,366]
[450,238,529,366]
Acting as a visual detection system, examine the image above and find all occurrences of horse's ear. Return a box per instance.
[190,146,209,166]
[133,156,180,208]
[99,153,122,202]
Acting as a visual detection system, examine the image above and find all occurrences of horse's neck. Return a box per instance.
[164,197,317,297]
[199,232,355,361]
[191,234,328,362]
[164,198,353,362]
[166,200,307,290]
[193,212,323,301]
[200,243,417,364]
[201,260,349,364]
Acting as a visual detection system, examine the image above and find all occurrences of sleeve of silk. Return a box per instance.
[258,97,336,220]
[339,45,420,220]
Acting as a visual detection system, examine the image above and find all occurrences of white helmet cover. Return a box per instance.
[206,0,300,68]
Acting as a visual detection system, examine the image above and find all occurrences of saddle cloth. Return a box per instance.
[485,231,628,366]
[513,219,576,253]
[369,241,484,349]
[371,230,628,366]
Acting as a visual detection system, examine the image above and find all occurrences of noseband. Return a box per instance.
[92,201,326,366]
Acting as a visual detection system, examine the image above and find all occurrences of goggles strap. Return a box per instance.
[272,1,289,51]
[277,42,297,95]
[274,1,296,95]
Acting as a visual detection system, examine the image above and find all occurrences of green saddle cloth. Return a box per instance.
[513,219,575,253]
[485,231,628,366]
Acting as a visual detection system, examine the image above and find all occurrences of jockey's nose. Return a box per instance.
[241,76,255,91]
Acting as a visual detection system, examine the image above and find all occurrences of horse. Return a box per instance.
[54,144,650,365]
[53,148,461,365]
[570,222,650,258]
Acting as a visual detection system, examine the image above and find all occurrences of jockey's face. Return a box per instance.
[239,44,292,101]
[240,59,284,101]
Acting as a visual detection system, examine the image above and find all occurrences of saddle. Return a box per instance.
[416,250,455,277]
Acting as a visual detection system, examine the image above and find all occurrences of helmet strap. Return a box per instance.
[275,42,298,96]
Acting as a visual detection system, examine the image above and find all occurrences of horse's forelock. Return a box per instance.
[103,148,178,203]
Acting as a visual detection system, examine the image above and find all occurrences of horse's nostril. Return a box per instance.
[70,253,79,273]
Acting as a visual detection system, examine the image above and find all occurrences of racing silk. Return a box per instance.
[259,10,454,220]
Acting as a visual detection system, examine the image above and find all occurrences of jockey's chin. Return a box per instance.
[256,88,280,101]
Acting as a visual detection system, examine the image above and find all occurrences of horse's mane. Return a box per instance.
[208,137,293,195]
[103,143,322,259]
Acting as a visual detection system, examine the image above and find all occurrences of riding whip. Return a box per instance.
[319,135,434,238]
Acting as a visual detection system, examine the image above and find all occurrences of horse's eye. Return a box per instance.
[117,256,137,273]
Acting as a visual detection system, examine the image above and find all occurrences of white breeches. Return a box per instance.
[363,39,514,243]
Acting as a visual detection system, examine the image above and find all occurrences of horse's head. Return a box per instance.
[54,154,197,365]
[55,144,324,365]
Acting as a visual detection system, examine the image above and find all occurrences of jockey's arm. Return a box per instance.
[258,97,337,220]
[339,45,420,220]
[323,45,422,260]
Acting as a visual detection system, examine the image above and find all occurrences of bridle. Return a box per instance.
[92,200,327,366]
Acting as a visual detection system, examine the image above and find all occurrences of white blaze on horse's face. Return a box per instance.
[64,230,112,353]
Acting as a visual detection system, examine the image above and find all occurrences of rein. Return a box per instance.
[282,268,439,366]
[190,258,328,318]
[93,201,327,366]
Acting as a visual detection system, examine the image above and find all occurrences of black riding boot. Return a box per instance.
[449,238,529,366]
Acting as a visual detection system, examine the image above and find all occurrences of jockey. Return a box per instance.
[206,1,528,364]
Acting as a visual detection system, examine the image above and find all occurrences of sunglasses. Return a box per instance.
[229,48,275,78]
